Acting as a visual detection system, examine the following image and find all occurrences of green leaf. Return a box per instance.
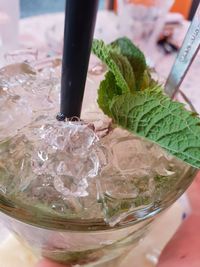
[140,70,151,90]
[110,37,147,89]
[109,86,200,168]
[97,71,121,117]
[92,39,136,93]
[93,37,200,169]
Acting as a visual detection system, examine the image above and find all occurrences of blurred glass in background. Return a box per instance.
[106,0,198,19]
[0,0,19,64]
[117,0,175,55]
[0,0,198,64]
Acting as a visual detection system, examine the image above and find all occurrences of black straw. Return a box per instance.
[57,0,99,120]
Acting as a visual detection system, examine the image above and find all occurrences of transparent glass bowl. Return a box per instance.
[0,53,197,266]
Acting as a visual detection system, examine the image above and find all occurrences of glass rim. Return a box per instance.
[0,166,197,232]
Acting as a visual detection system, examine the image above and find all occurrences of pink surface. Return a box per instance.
[158,172,200,266]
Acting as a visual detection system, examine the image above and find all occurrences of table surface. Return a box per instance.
[1,10,200,267]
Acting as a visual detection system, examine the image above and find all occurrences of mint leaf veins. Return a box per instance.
[92,38,200,169]
[110,37,147,89]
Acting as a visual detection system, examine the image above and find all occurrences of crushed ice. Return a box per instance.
[1,116,101,198]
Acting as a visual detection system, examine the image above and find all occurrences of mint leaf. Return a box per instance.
[97,71,121,117]
[109,87,200,168]
[110,37,147,89]
[92,39,136,93]
[93,37,200,169]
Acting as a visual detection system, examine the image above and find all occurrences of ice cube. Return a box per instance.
[97,127,189,226]
[0,63,36,89]
[20,69,60,114]
[0,116,102,199]
[0,89,32,141]
[0,62,60,141]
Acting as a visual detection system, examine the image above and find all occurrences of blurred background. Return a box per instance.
[20,0,199,19]
[20,0,104,18]
[0,0,198,69]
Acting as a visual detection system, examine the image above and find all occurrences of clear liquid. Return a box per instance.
[0,116,194,226]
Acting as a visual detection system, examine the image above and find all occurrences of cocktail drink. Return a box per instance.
[0,36,199,266]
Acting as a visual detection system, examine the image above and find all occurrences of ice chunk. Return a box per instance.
[0,63,60,141]
[0,63,36,88]
[97,128,190,226]
[0,88,32,140]
[0,118,190,225]
[0,116,102,199]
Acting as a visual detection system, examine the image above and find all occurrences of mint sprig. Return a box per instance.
[92,39,136,93]
[97,71,121,117]
[92,38,200,169]
[110,37,147,89]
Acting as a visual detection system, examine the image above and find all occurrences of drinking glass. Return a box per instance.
[0,51,197,266]
[0,0,19,65]
[118,0,174,55]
